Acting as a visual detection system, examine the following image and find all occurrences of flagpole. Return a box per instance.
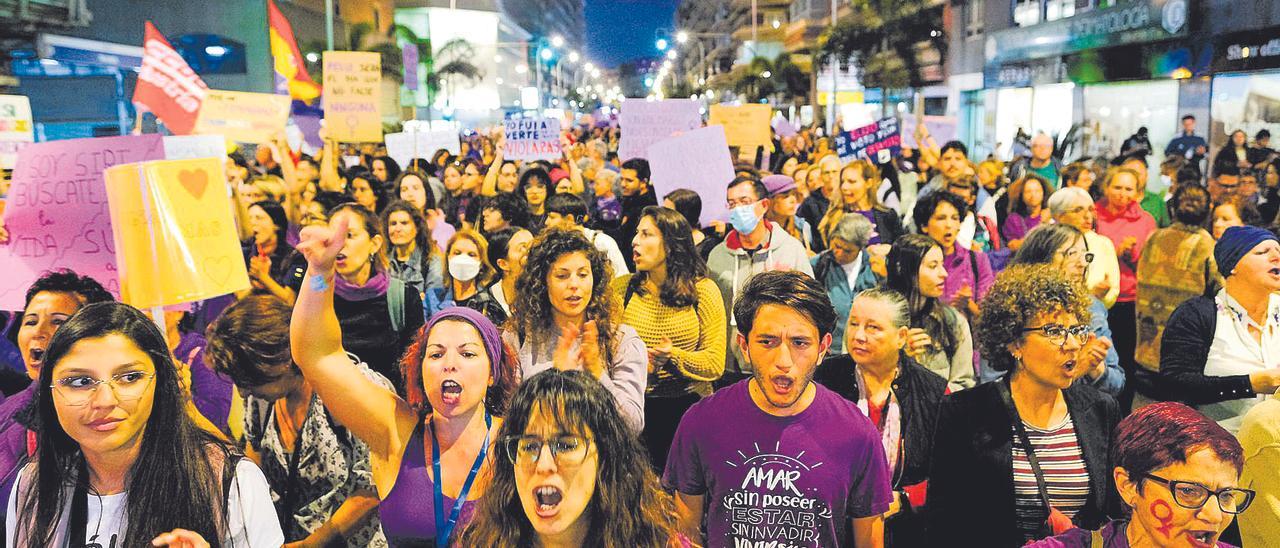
[325,0,335,50]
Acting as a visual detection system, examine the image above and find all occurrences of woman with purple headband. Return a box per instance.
[292,213,520,547]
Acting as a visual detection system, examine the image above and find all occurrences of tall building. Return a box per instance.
[501,0,586,52]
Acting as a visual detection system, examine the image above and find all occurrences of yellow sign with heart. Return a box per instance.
[104,157,250,308]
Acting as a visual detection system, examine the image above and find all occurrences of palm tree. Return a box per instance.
[820,0,945,90]
[425,38,483,111]
[730,55,808,105]
[301,22,405,83]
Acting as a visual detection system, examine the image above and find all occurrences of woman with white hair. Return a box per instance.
[1048,186,1120,308]
[811,213,880,354]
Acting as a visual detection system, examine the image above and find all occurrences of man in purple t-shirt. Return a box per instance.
[664,270,893,548]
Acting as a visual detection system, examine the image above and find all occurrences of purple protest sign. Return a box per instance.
[0,134,166,309]
[402,43,419,91]
[648,125,736,227]
[618,98,702,161]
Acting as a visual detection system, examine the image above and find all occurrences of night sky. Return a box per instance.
[585,0,680,68]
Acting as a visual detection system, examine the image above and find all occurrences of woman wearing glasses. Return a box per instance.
[291,214,520,546]
[1027,402,1251,547]
[928,265,1121,546]
[1049,187,1121,308]
[459,369,687,546]
[6,302,283,547]
[1012,224,1125,395]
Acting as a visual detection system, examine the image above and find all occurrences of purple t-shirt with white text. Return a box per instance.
[663,380,892,547]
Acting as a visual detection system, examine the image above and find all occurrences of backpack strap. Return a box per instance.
[968,249,981,293]
[387,276,406,333]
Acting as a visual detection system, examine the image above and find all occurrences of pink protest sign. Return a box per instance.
[0,134,165,309]
[618,98,702,161]
[647,125,736,227]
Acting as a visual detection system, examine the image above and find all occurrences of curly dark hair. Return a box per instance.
[975,264,1090,373]
[911,190,968,234]
[6,269,114,345]
[381,199,439,262]
[628,206,707,308]
[457,369,680,547]
[509,229,619,364]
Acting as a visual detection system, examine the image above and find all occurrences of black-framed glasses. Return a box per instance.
[51,371,156,407]
[501,434,592,467]
[1142,474,1255,515]
[726,197,760,209]
[1022,323,1090,347]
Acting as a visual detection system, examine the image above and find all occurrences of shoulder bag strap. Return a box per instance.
[997,379,1055,512]
[623,278,637,309]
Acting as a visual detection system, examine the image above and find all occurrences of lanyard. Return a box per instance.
[429,412,491,547]
[275,394,314,535]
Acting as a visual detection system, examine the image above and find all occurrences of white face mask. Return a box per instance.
[449,255,482,282]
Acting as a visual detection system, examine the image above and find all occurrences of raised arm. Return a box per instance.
[291,215,415,465]
[481,131,505,197]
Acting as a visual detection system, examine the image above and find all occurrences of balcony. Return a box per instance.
[0,0,91,35]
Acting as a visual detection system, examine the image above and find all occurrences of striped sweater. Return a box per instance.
[1012,414,1091,542]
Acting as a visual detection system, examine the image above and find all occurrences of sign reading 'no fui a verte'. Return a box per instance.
[504,117,563,161]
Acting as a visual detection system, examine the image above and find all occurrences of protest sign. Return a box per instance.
[617,98,701,161]
[384,129,460,168]
[709,104,772,149]
[323,51,382,143]
[163,135,227,161]
[194,90,291,143]
[504,117,562,161]
[835,117,901,164]
[0,135,165,309]
[900,114,958,148]
[134,21,208,135]
[104,157,248,308]
[772,113,798,138]
[647,126,735,227]
[0,95,34,170]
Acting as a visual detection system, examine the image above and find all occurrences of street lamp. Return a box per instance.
[655,38,668,51]
[676,31,689,44]
[568,51,580,63]
[551,35,565,48]
[666,49,677,60]
[540,48,553,61]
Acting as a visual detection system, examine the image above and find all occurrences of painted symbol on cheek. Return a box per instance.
[1150,499,1175,538]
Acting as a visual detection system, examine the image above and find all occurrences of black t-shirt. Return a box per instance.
[241,242,307,292]
[334,286,425,394]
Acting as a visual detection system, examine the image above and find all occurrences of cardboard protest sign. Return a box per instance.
[384,129,459,168]
[323,51,382,143]
[835,117,901,164]
[503,117,562,161]
[709,104,772,149]
[617,98,701,161]
[0,135,166,309]
[194,90,291,143]
[0,95,35,170]
[647,126,736,227]
[163,135,227,161]
[900,113,958,148]
[772,113,798,138]
[104,157,248,308]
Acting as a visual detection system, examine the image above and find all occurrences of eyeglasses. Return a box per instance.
[1058,248,1095,264]
[502,434,592,467]
[51,371,155,407]
[1142,473,1255,515]
[726,197,760,209]
[1022,323,1090,347]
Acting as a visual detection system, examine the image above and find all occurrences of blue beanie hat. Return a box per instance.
[1215,225,1279,277]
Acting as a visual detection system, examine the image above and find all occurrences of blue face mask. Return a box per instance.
[729,204,760,234]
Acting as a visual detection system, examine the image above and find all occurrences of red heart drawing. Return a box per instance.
[178,169,208,200]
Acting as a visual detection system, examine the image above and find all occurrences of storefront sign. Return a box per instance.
[986,0,1187,64]
[986,57,1069,89]
[1213,27,1280,73]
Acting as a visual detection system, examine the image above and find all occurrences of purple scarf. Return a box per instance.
[334,270,390,301]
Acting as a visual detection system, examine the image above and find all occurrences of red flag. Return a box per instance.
[133,21,208,135]
[268,0,322,102]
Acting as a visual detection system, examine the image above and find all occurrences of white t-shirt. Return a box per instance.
[6,458,284,547]
[1202,291,1280,433]
[840,252,864,289]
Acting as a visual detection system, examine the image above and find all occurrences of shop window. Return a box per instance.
[1013,0,1041,27]
[1045,0,1075,21]
[966,0,985,38]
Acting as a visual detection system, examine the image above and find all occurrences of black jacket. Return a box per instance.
[1158,295,1256,404]
[868,206,905,246]
[926,380,1121,547]
[816,352,947,547]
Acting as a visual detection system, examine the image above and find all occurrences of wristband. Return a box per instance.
[309,274,330,292]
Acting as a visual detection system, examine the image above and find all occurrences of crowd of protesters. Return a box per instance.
[0,110,1277,548]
